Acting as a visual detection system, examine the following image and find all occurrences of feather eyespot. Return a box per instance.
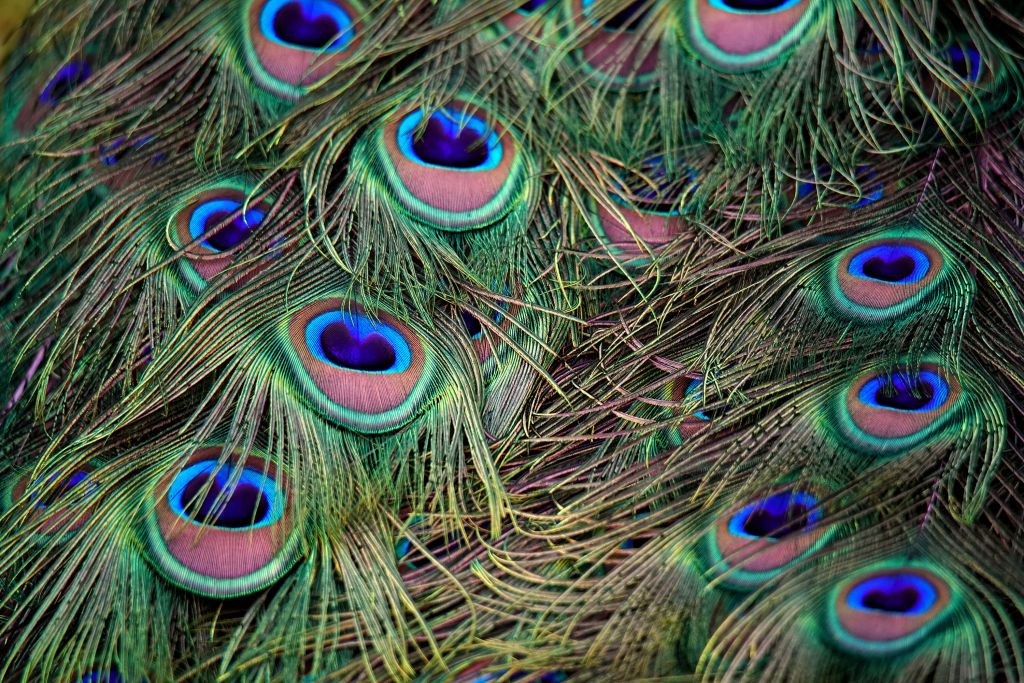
[712,0,802,8]
[519,0,551,11]
[664,375,718,443]
[682,377,714,422]
[13,57,92,134]
[592,157,698,262]
[836,362,963,455]
[820,230,954,322]
[3,464,99,539]
[827,563,956,656]
[464,672,567,683]
[94,135,168,191]
[281,298,437,433]
[142,447,299,598]
[169,181,277,292]
[848,244,930,285]
[99,136,165,168]
[569,0,661,87]
[460,310,487,341]
[705,486,834,589]
[77,671,131,683]
[243,0,362,98]
[944,44,982,84]
[26,469,98,509]
[682,0,822,71]
[459,299,511,367]
[189,199,267,253]
[317,317,401,370]
[916,41,992,103]
[38,60,91,106]
[371,99,532,232]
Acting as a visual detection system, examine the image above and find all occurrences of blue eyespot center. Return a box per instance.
[684,378,715,421]
[859,370,948,413]
[100,136,162,168]
[261,0,355,51]
[398,108,502,171]
[460,306,505,340]
[708,0,802,13]
[306,310,412,373]
[612,156,698,215]
[189,198,266,252]
[30,470,93,509]
[856,31,884,55]
[848,244,930,284]
[946,44,982,83]
[460,310,483,339]
[471,670,567,683]
[39,60,91,106]
[78,671,124,683]
[729,491,820,540]
[517,0,549,13]
[848,168,883,208]
[100,138,128,166]
[168,461,283,529]
[848,573,937,615]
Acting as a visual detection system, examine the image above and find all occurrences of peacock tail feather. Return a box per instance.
[2,0,1024,681]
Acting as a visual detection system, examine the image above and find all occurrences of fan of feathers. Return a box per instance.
[1,0,1024,680]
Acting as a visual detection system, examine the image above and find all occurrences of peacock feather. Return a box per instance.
[2,0,1024,681]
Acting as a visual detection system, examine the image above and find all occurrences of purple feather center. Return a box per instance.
[412,115,489,168]
[202,211,257,251]
[720,0,794,10]
[39,61,91,106]
[603,2,648,30]
[874,377,935,411]
[180,474,271,528]
[320,321,397,371]
[519,0,549,11]
[861,254,917,282]
[273,1,343,49]
[862,585,922,612]
[741,501,811,539]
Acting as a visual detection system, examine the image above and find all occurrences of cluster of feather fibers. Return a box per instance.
[1,0,1024,681]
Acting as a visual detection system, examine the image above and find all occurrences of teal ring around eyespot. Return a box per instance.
[683,0,822,71]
